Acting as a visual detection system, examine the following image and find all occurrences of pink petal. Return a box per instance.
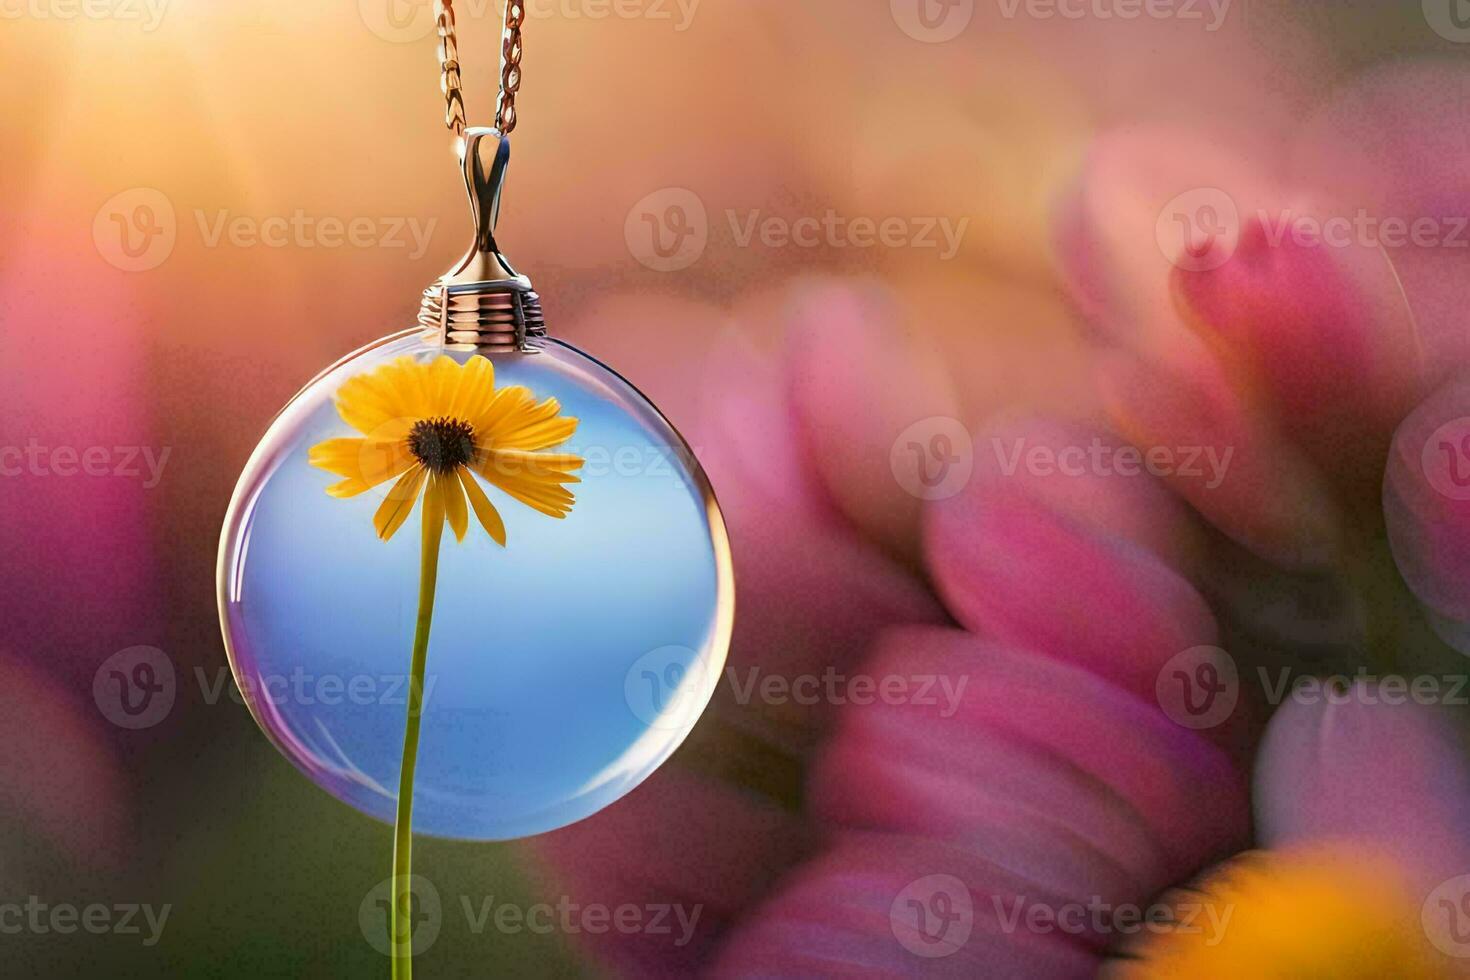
[1290,60,1470,378]
[784,279,960,563]
[707,833,1100,979]
[811,627,1250,896]
[922,417,1261,759]
[1172,215,1424,492]
[1051,124,1280,352]
[691,331,945,753]
[1384,377,1470,636]
[1096,345,1343,570]
[1255,685,1470,890]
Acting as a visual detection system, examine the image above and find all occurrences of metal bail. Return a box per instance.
[417,127,546,352]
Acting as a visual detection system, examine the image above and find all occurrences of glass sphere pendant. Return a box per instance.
[217,130,733,840]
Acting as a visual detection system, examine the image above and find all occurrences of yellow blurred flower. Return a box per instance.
[308,355,583,543]
[1106,846,1446,979]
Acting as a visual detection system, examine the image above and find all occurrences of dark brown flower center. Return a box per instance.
[408,417,477,473]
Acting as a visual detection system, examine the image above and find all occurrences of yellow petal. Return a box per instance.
[472,384,535,435]
[477,455,578,518]
[459,469,507,546]
[448,355,498,429]
[334,357,422,436]
[481,449,585,481]
[420,469,446,537]
[440,471,469,542]
[424,356,461,415]
[309,437,415,492]
[492,412,580,453]
[373,465,427,541]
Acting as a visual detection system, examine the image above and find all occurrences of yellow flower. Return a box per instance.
[308,354,583,543]
[1104,845,1445,979]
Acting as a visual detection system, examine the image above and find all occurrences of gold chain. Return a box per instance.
[497,1,525,135]
[436,1,523,137]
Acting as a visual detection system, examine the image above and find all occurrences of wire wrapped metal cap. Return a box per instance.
[419,126,547,352]
[419,279,545,352]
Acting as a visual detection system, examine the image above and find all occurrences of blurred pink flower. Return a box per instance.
[1255,682,1470,888]
[1290,59,1470,380]
[0,228,164,686]
[1051,123,1282,352]
[1096,344,1342,570]
[707,833,1100,978]
[525,284,944,973]
[1173,216,1424,494]
[784,279,960,564]
[811,627,1250,897]
[1384,377,1470,652]
[924,416,1216,704]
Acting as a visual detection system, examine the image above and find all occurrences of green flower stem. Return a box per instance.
[391,508,445,980]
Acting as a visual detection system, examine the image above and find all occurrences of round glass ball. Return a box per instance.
[218,330,733,840]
